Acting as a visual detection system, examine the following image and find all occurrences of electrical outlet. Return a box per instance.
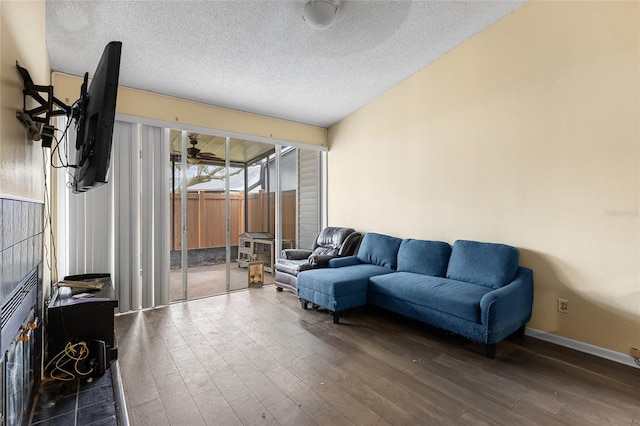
[630,347,640,358]
[558,298,569,314]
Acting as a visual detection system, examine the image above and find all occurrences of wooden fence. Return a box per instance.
[171,190,296,250]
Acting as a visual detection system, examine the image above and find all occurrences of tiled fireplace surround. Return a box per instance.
[1,196,44,425]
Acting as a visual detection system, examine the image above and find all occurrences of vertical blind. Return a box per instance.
[297,149,321,250]
[60,121,169,313]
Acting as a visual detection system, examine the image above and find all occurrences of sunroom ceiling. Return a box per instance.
[169,130,274,165]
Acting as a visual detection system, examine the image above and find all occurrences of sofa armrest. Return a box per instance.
[282,249,313,260]
[480,267,534,333]
[329,256,360,268]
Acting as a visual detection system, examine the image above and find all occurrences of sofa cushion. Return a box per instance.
[368,273,493,323]
[356,233,403,269]
[446,240,519,289]
[397,239,451,277]
[299,264,394,297]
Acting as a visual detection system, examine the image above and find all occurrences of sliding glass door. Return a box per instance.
[169,132,234,300]
[59,120,325,311]
[169,132,296,301]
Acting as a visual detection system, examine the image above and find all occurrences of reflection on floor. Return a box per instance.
[170,261,275,301]
[29,369,118,425]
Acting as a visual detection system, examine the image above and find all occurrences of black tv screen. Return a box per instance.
[73,41,122,193]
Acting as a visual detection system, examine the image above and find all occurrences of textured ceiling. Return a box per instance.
[46,0,524,129]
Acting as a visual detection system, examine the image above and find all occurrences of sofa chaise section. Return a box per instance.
[297,232,402,323]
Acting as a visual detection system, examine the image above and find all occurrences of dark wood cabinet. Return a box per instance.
[46,274,118,365]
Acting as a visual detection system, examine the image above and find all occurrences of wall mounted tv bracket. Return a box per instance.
[16,62,75,148]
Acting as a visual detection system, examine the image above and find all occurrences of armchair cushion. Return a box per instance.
[282,249,313,260]
[274,258,312,276]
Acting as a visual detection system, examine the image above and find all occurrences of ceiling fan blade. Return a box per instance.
[199,152,221,161]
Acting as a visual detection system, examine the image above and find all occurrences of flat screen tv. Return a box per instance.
[73,41,122,193]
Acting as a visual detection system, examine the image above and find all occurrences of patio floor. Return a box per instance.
[169,261,276,301]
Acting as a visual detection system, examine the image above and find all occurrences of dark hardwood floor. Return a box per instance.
[114,285,640,425]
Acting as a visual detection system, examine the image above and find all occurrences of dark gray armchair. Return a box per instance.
[274,227,362,293]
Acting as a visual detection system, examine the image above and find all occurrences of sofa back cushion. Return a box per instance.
[397,239,451,277]
[357,233,402,269]
[446,240,519,289]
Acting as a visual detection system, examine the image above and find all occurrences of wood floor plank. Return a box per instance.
[180,367,217,396]
[128,397,170,426]
[412,366,540,426]
[264,365,330,418]
[423,353,522,409]
[241,372,289,408]
[311,407,356,426]
[304,351,409,403]
[159,385,207,426]
[119,355,160,408]
[192,386,242,426]
[227,392,279,426]
[556,394,637,426]
[208,365,252,402]
[302,373,382,425]
[455,407,534,426]
[267,397,316,426]
[316,370,423,425]
[143,339,179,379]
[511,400,595,426]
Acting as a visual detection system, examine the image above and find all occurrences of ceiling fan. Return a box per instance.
[185,133,222,164]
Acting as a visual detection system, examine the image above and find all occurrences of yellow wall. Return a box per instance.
[51,73,326,148]
[328,1,639,355]
[0,0,49,199]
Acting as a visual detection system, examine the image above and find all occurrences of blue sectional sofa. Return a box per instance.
[296,233,534,357]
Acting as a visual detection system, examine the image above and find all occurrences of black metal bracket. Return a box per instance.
[15,61,73,148]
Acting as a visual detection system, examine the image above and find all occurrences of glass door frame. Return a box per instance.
[177,133,232,299]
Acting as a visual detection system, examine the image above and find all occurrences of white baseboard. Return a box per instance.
[525,328,639,369]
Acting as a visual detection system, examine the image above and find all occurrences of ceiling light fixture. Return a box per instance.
[302,0,340,30]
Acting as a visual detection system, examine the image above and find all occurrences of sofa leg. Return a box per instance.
[514,325,526,339]
[276,286,283,292]
[300,299,308,310]
[485,343,496,359]
[506,325,526,341]
[332,312,340,324]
